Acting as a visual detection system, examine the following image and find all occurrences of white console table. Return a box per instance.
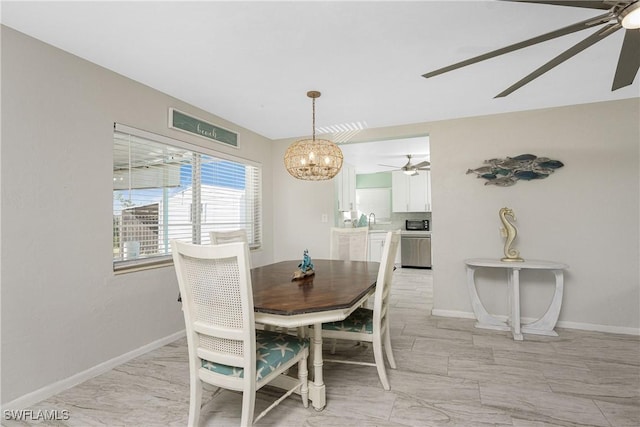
[464,258,569,341]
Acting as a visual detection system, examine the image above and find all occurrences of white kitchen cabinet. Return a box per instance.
[391,172,408,213]
[336,163,356,212]
[424,171,432,211]
[368,231,401,264]
[408,172,431,212]
[392,170,431,212]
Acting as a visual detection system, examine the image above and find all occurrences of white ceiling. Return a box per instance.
[2,0,638,172]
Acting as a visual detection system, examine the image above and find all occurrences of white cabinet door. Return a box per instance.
[336,163,356,212]
[407,173,427,212]
[391,171,409,212]
[346,164,356,210]
[424,170,432,212]
[392,171,432,212]
[369,232,401,264]
[368,233,386,263]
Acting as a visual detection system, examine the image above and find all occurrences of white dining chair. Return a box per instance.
[177,230,251,303]
[171,240,309,426]
[210,229,286,334]
[210,229,249,245]
[329,227,369,262]
[210,229,251,269]
[328,227,371,351]
[321,230,401,390]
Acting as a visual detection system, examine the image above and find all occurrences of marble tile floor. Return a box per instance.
[5,268,639,426]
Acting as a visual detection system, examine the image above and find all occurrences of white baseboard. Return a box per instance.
[431,309,476,320]
[3,330,186,411]
[430,309,640,336]
[555,320,640,336]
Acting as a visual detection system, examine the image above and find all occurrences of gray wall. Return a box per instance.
[428,101,639,331]
[271,136,336,261]
[1,26,275,404]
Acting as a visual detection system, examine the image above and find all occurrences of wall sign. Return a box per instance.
[169,108,238,148]
[466,154,564,187]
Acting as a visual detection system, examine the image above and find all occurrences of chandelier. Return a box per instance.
[284,91,343,181]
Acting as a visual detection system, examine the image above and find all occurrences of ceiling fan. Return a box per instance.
[379,155,430,176]
[422,0,640,97]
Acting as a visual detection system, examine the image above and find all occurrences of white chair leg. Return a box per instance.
[240,384,256,427]
[383,325,396,369]
[372,337,390,391]
[187,378,203,427]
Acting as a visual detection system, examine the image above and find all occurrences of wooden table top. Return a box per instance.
[251,259,379,315]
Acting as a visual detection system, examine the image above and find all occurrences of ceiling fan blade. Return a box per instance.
[495,22,621,97]
[612,29,640,90]
[378,163,401,169]
[413,161,431,168]
[503,0,612,10]
[422,11,614,79]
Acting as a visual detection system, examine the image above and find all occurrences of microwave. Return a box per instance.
[406,219,429,231]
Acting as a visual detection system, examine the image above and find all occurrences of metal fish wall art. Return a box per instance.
[466,154,564,187]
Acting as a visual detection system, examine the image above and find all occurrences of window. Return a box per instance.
[113,124,261,271]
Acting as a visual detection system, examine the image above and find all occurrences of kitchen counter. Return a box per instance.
[368,229,431,235]
[369,228,431,236]
[400,230,431,236]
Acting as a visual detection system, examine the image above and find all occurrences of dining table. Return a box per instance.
[251,259,380,411]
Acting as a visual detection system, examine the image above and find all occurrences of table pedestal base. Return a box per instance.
[308,323,326,410]
[269,323,326,410]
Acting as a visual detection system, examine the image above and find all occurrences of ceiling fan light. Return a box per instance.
[620,1,640,29]
[403,169,418,176]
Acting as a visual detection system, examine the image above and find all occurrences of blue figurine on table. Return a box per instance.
[293,249,315,280]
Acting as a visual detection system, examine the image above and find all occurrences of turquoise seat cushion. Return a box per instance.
[322,307,373,334]
[201,330,309,380]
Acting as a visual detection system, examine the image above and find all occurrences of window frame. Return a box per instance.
[112,123,262,273]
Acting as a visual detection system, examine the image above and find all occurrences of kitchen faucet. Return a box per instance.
[368,212,376,227]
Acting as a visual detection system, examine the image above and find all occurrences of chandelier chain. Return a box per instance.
[312,97,316,141]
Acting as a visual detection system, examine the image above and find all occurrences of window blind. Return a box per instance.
[113,124,261,271]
